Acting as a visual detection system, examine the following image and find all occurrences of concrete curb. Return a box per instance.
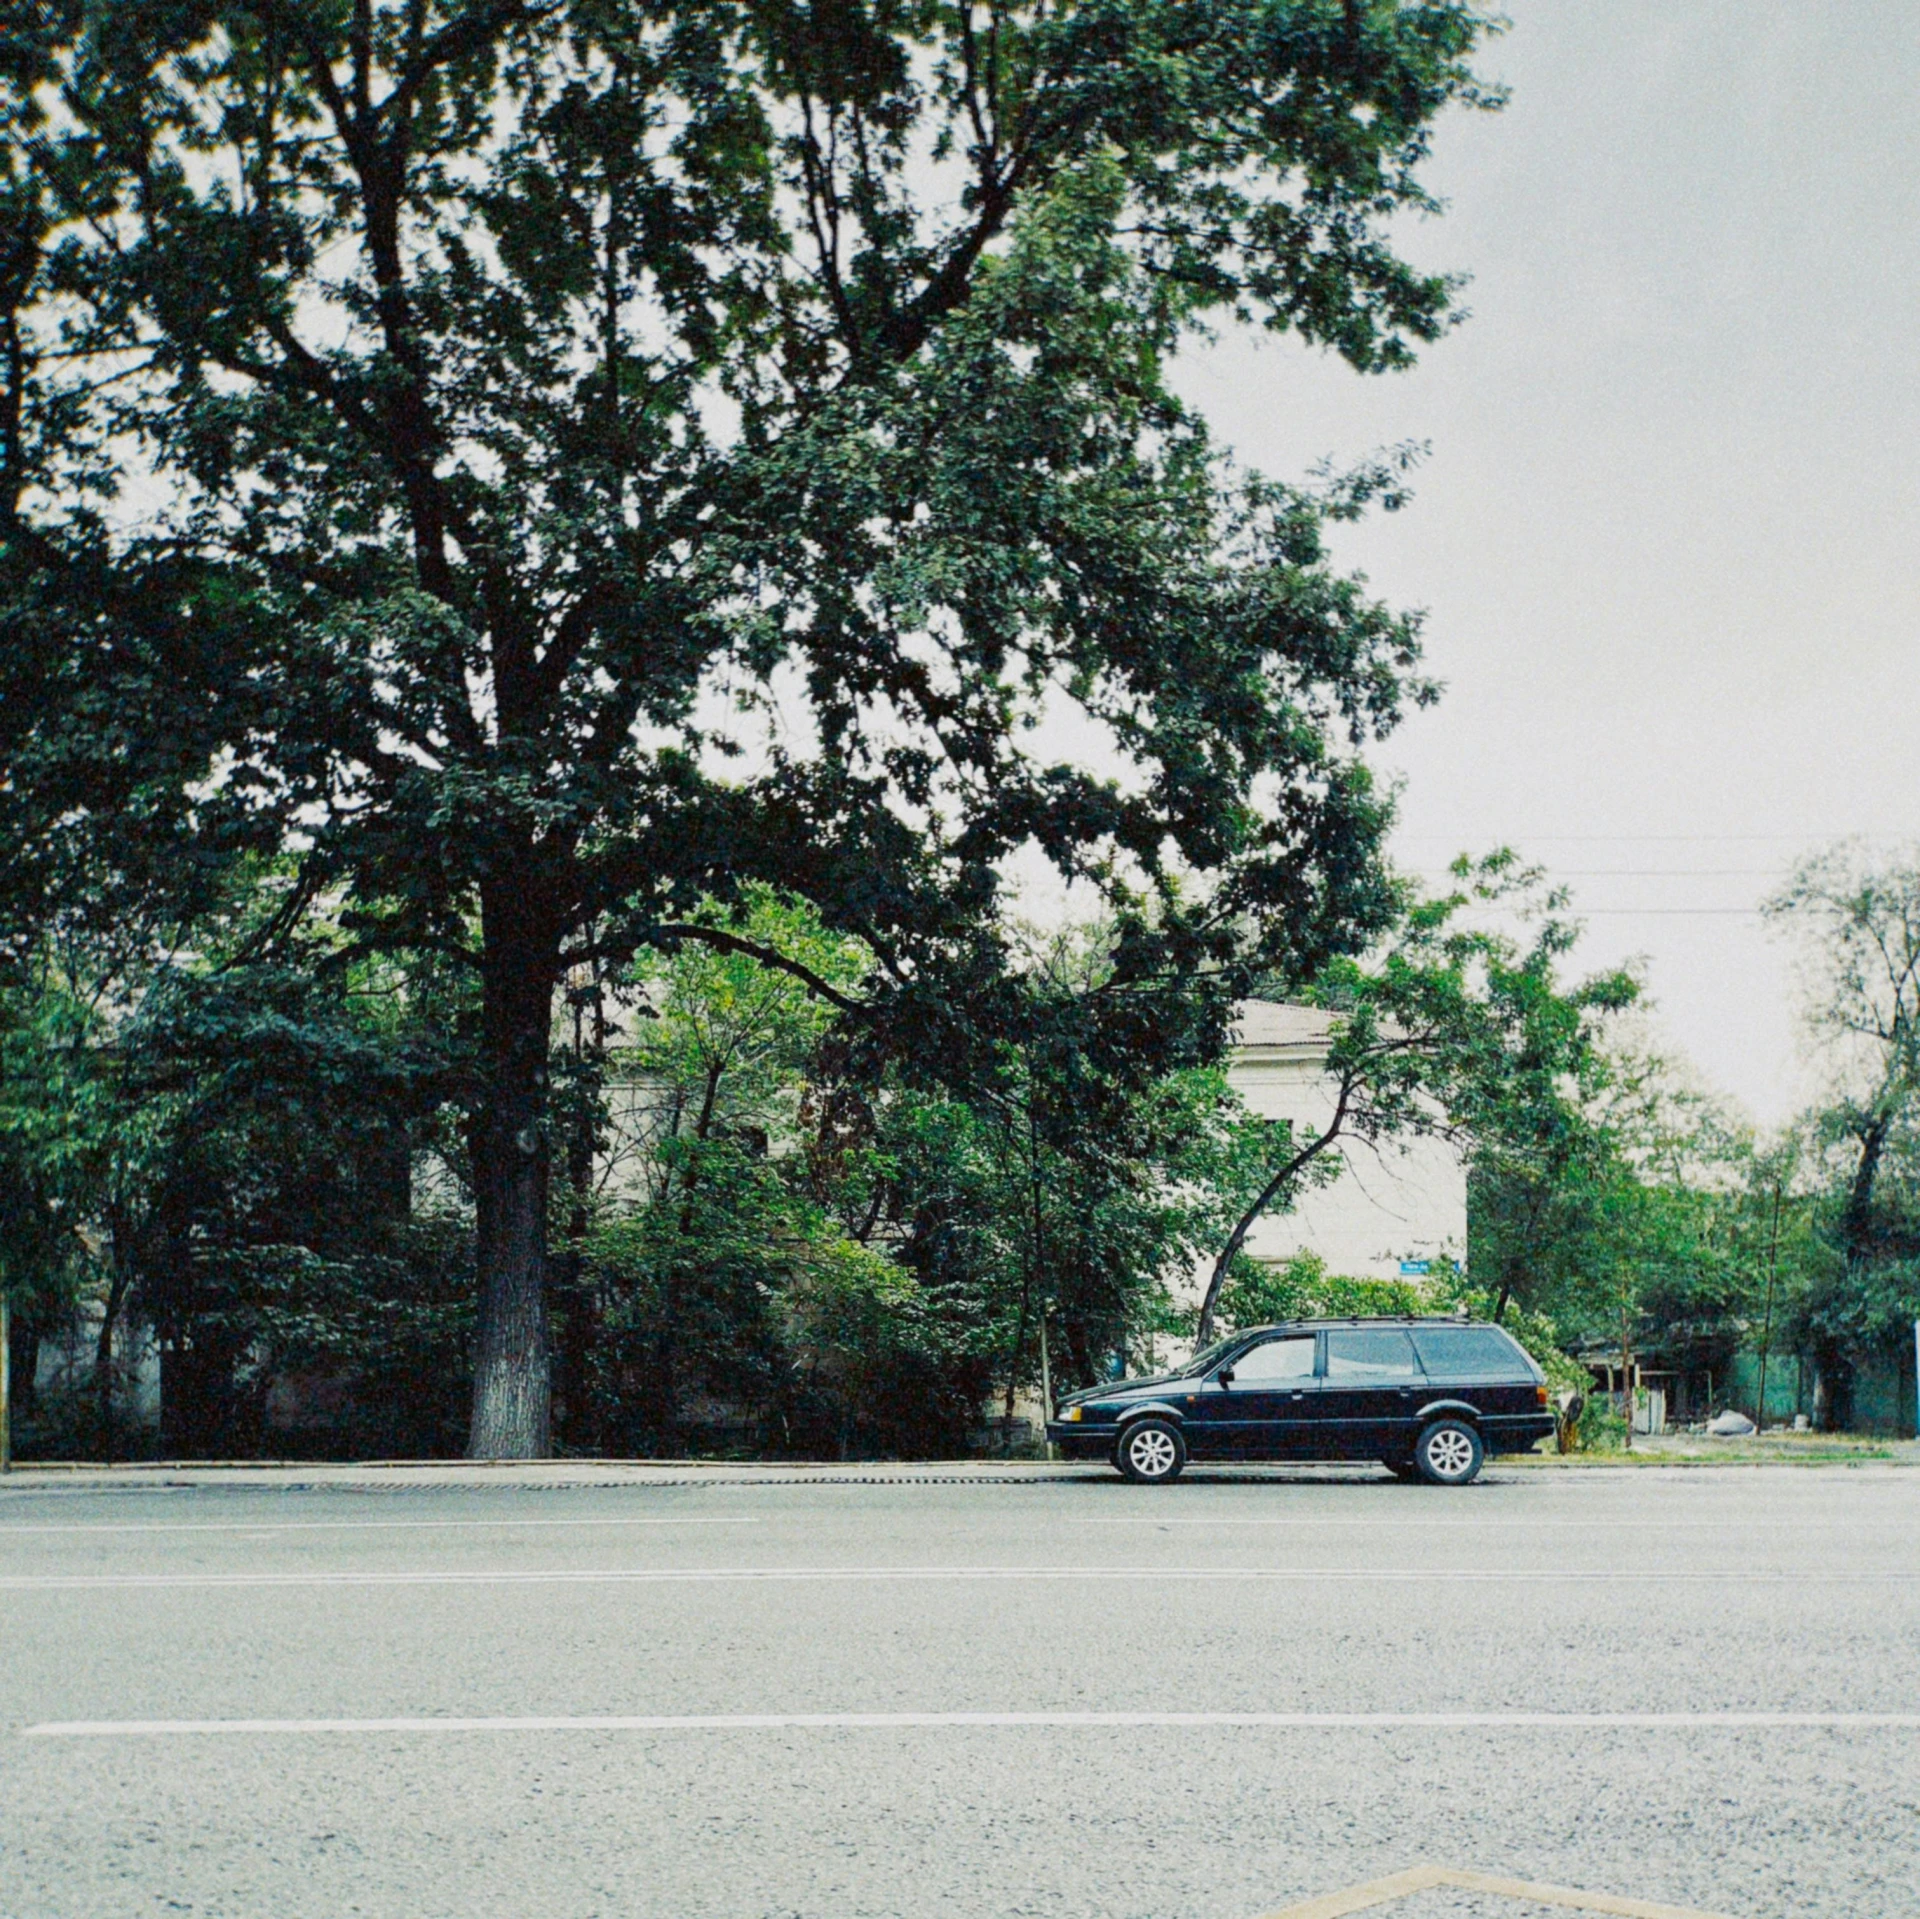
[2,1451,1915,1494]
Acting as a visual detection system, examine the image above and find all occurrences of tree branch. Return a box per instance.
[646,924,865,1015]
[1195,1072,1357,1345]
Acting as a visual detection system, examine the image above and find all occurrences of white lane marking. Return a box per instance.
[24,1710,1920,1738]
[0,1517,759,1536]
[1066,1516,1908,1528]
[0,1565,1910,1590]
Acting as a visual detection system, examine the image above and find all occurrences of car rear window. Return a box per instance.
[1410,1326,1530,1379]
[1324,1329,1418,1379]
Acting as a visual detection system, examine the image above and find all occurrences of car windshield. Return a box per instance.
[1180,1335,1247,1376]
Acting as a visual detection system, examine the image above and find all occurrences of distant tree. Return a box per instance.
[1195,856,1638,1343]
[1764,846,1920,1423]
[1766,848,1920,1273]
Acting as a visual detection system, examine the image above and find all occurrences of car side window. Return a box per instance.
[1228,1336,1316,1382]
[1324,1329,1418,1379]
[1409,1327,1529,1379]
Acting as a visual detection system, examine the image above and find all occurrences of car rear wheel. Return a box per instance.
[1115,1418,1187,1484]
[1413,1418,1484,1486]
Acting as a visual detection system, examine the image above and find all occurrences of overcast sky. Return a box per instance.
[1171,0,1920,1127]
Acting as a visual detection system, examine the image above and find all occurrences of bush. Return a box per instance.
[1577,1396,1629,1451]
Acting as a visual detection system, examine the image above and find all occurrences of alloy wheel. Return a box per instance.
[1421,1423,1481,1483]
[1117,1419,1186,1483]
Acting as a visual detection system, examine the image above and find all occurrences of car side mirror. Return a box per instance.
[1216,1367,1234,1389]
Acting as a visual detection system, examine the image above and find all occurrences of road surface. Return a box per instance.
[1,1460,1914,1917]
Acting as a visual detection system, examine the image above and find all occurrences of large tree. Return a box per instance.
[5,0,1497,1454]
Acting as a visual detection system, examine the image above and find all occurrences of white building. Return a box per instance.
[1221,1000,1466,1282]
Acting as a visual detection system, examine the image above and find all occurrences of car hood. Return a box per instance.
[1058,1371,1192,1407]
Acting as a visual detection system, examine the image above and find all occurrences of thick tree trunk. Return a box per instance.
[1841,1115,1887,1265]
[467,899,559,1459]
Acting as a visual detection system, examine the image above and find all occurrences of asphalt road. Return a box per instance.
[1,1461,1915,1919]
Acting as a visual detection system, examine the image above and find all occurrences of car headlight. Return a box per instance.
[1062,1405,1083,1421]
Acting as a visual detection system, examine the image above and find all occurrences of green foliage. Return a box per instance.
[1213,1250,1431,1329]
[553,902,1272,1454]
[187,1225,475,1460]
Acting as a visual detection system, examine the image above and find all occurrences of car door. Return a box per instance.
[1211,1332,1320,1456]
[1318,1328,1423,1457]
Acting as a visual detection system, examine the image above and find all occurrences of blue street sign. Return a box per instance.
[1399,1259,1432,1276]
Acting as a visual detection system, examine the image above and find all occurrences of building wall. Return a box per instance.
[1218,1002,1467,1285]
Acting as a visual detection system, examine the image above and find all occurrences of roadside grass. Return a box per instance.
[1511,1430,1917,1467]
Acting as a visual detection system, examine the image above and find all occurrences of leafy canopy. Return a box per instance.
[4,0,1499,1001]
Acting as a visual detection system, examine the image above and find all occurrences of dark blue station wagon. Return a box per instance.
[1046,1318,1555,1486]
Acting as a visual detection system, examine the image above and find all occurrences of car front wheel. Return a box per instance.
[1413,1418,1484,1486]
[1115,1418,1187,1484]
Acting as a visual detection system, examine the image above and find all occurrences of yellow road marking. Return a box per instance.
[1255,1865,1451,1918]
[1254,1863,1743,1919]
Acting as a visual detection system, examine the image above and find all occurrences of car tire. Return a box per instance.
[1413,1418,1484,1487]
[1115,1418,1187,1484]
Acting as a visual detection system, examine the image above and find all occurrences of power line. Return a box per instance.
[1392,833,1910,842]
[1397,833,1904,841]
[1408,869,1781,879]
[1445,904,1767,917]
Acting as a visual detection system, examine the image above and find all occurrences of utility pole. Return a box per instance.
[1619,1305,1634,1452]
[1754,1182,1781,1433]
[0,1289,11,1473]
[1026,1061,1053,1460]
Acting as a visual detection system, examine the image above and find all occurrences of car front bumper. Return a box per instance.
[1046,1420,1120,1457]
